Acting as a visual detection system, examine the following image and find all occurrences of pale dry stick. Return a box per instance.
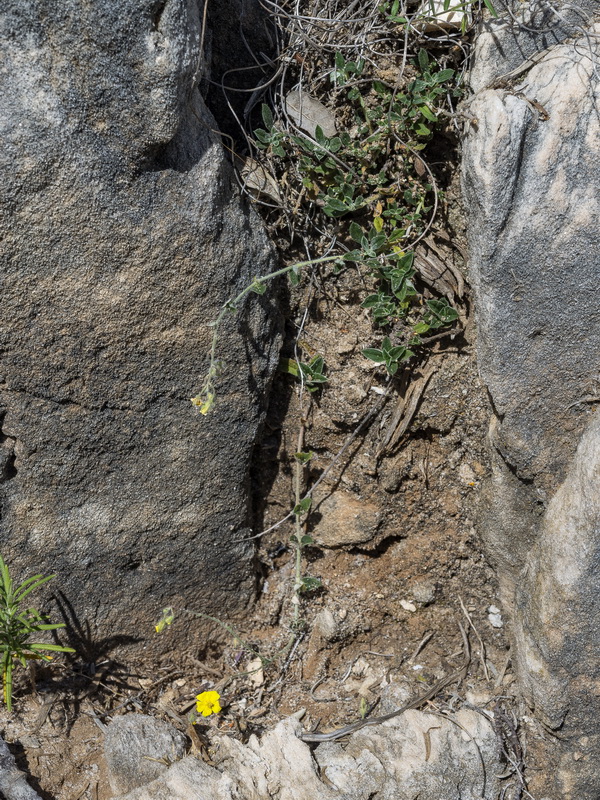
[495,651,511,689]
[377,360,438,458]
[266,631,306,692]
[409,630,434,662]
[300,623,471,742]
[459,596,490,681]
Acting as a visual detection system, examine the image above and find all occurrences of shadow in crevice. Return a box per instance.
[201,0,278,148]
[0,410,17,482]
[141,93,214,175]
[248,304,296,567]
[9,739,56,800]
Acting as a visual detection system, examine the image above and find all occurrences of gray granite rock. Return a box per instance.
[462,3,600,795]
[111,756,223,800]
[105,714,187,796]
[0,1,281,658]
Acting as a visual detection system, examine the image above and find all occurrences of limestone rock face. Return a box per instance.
[515,414,600,794]
[462,2,600,794]
[107,713,501,800]
[104,715,187,795]
[0,1,281,657]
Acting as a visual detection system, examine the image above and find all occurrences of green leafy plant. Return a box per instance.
[358,250,418,324]
[195,14,467,406]
[246,47,461,375]
[0,556,74,711]
[280,354,328,391]
[363,336,414,375]
[253,104,287,157]
[415,298,459,334]
[330,52,365,86]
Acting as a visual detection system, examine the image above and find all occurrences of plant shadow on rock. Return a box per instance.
[49,591,141,730]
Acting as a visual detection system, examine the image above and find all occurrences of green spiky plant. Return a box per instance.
[0,555,74,711]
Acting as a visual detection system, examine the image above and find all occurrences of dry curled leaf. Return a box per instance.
[241,158,282,203]
[285,90,337,138]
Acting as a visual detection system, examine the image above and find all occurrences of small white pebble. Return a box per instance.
[400,599,417,612]
[488,605,503,628]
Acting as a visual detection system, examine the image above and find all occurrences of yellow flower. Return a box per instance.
[196,690,221,717]
[190,392,215,416]
[154,607,175,634]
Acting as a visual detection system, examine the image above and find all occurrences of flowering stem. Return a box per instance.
[178,607,295,667]
[191,254,343,414]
